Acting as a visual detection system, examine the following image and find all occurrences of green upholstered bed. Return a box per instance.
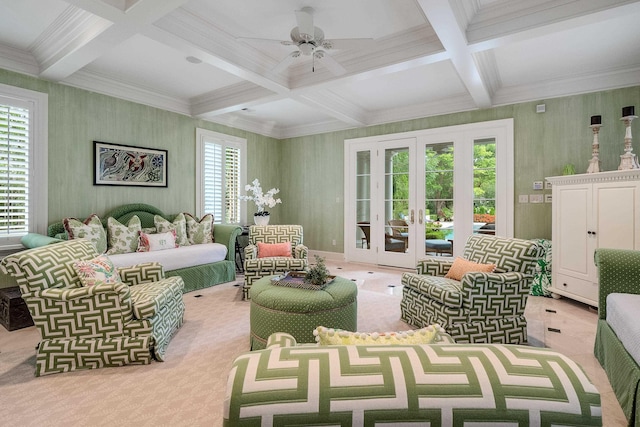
[224,333,601,426]
[33,203,242,293]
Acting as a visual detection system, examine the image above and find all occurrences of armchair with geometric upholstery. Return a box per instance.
[243,225,308,299]
[0,239,185,376]
[401,234,543,344]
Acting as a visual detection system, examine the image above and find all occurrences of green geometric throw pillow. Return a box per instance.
[63,214,107,254]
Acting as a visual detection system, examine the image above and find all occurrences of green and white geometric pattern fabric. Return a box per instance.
[0,239,185,376]
[243,225,309,291]
[224,343,601,426]
[401,235,543,344]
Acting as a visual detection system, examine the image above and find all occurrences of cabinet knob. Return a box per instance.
[587,231,592,235]
[563,283,568,287]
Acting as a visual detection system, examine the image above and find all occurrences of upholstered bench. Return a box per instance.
[224,333,602,426]
[249,276,357,350]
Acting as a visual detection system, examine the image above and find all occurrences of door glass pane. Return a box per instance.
[473,139,496,236]
[424,142,454,256]
[384,148,409,253]
[356,151,371,249]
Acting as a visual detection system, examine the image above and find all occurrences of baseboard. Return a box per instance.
[308,250,344,262]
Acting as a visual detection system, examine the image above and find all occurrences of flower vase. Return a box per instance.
[254,214,270,226]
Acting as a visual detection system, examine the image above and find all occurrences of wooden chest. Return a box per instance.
[0,286,34,331]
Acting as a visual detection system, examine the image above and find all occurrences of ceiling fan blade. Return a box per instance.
[295,7,314,41]
[237,37,294,46]
[316,52,346,76]
[272,51,300,74]
[322,38,375,50]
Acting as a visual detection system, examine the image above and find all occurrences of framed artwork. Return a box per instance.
[94,141,168,187]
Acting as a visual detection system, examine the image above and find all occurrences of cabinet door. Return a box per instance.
[553,183,592,281]
[593,181,640,254]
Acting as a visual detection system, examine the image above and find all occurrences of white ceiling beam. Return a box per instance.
[467,0,640,52]
[35,0,190,81]
[190,83,285,117]
[416,0,493,108]
[293,90,368,127]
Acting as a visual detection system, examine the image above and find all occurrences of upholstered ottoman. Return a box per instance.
[249,276,358,350]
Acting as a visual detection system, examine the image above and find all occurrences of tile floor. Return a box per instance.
[324,258,628,426]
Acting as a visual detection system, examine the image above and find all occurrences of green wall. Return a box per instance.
[1,68,638,251]
[0,69,279,223]
[282,86,640,250]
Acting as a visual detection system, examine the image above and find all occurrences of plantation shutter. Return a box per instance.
[203,141,223,223]
[225,146,241,224]
[0,102,29,239]
[202,141,242,224]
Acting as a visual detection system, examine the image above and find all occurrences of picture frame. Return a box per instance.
[94,141,168,187]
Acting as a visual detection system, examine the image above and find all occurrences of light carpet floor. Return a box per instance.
[0,281,407,426]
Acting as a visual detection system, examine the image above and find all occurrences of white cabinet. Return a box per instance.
[547,170,640,307]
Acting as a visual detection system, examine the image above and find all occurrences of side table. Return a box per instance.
[0,286,34,331]
[235,226,250,273]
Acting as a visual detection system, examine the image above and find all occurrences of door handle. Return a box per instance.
[419,209,423,224]
[410,209,415,224]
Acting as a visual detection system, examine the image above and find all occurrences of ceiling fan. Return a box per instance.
[240,7,374,75]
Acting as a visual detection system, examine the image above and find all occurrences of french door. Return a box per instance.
[345,119,513,268]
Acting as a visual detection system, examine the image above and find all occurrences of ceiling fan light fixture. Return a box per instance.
[299,42,314,56]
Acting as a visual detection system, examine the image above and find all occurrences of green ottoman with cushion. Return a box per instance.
[249,276,358,350]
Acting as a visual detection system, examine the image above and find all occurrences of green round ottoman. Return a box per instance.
[249,276,358,350]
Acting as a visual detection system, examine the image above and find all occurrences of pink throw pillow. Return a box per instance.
[257,241,292,258]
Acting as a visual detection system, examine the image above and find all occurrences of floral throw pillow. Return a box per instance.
[154,213,190,246]
[138,230,178,252]
[106,215,142,255]
[184,213,214,244]
[63,214,107,254]
[73,255,121,287]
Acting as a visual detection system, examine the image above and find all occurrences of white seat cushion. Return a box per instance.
[606,292,640,365]
[108,243,227,271]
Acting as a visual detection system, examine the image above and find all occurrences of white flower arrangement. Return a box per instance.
[240,179,282,216]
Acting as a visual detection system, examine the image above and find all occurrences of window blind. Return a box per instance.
[0,103,29,237]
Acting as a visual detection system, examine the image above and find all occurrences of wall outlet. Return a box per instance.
[332,239,336,246]
[545,181,552,190]
[519,195,529,203]
[533,181,543,190]
[545,194,553,203]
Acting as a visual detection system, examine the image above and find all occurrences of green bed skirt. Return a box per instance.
[594,318,640,426]
[165,260,236,294]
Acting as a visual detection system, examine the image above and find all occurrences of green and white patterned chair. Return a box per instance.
[243,225,308,298]
[401,234,543,344]
[0,239,185,376]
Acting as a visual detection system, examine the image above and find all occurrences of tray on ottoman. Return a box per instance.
[271,271,335,290]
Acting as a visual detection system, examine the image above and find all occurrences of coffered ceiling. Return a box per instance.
[1,0,639,139]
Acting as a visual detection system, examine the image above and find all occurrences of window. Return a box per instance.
[0,84,48,249]
[196,129,246,224]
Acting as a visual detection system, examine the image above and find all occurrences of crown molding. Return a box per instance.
[62,69,191,115]
[30,5,111,78]
[492,64,640,107]
[0,45,39,76]
[365,93,476,126]
[546,169,640,186]
[295,90,368,126]
[190,82,281,117]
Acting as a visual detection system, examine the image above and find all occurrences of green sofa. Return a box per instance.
[594,248,640,426]
[23,203,242,293]
[224,332,601,425]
